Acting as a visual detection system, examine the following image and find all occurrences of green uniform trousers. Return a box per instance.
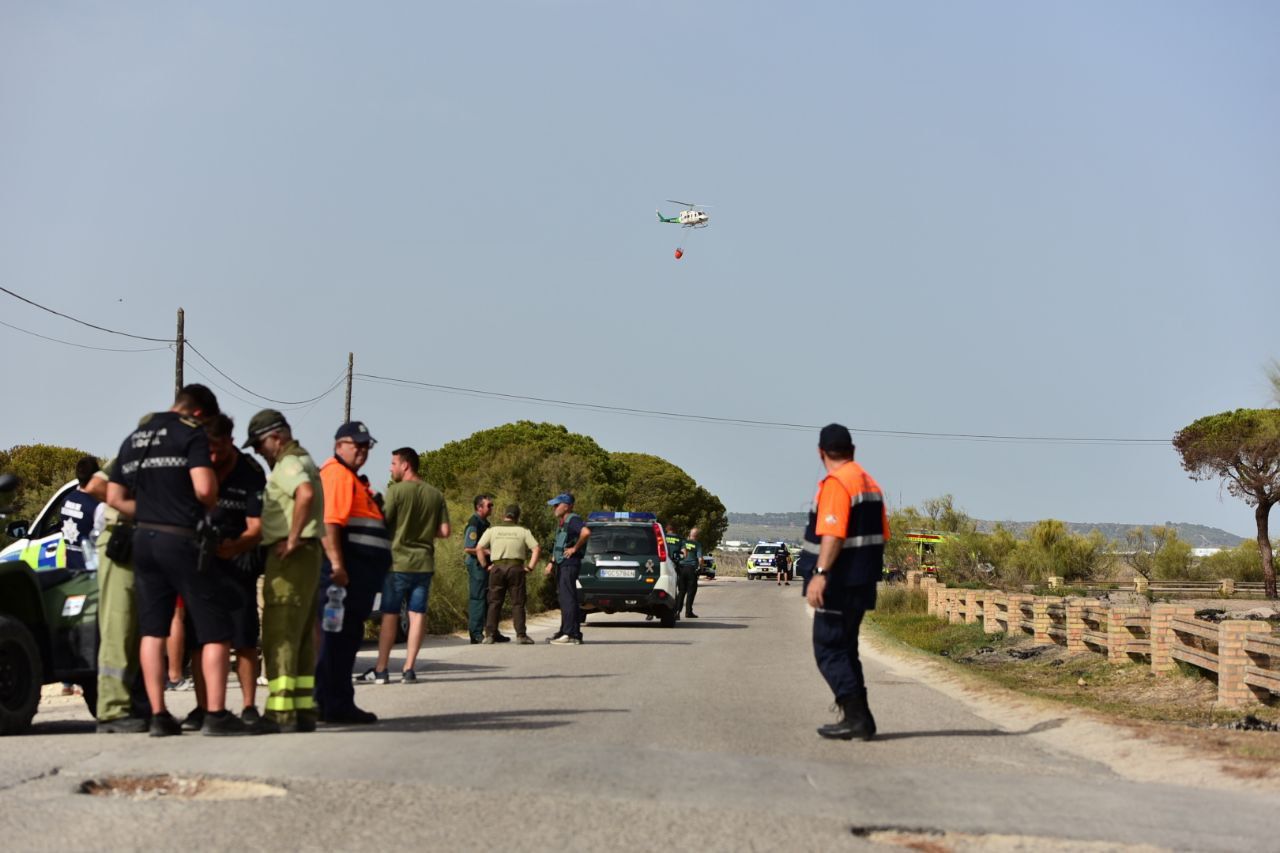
[95,532,140,722]
[467,562,488,642]
[262,540,321,725]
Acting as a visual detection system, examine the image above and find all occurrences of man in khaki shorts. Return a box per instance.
[475,505,541,645]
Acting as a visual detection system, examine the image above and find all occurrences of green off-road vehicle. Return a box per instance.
[0,474,99,734]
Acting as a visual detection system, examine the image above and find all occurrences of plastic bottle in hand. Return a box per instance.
[322,585,347,633]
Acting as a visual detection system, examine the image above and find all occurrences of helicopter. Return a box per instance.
[656,200,710,228]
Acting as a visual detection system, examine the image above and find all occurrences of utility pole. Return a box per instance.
[344,352,353,422]
[175,307,185,396]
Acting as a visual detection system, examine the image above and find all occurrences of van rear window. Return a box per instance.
[587,526,658,556]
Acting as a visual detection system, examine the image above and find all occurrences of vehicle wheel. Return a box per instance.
[0,614,42,736]
[659,611,677,628]
[79,679,98,719]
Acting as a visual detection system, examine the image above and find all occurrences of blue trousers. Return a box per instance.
[812,583,873,702]
[556,561,582,639]
[467,563,488,641]
[316,547,387,717]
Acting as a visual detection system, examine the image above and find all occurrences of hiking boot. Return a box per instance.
[149,711,182,737]
[817,690,875,742]
[516,635,535,645]
[97,716,148,734]
[401,669,418,683]
[323,707,378,725]
[481,636,496,645]
[249,717,282,735]
[202,710,250,736]
[493,633,512,643]
[180,708,205,732]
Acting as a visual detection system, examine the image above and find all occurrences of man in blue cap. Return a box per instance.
[543,492,590,645]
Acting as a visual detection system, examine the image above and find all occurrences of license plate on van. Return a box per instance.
[598,568,635,579]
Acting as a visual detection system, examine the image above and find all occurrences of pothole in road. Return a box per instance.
[79,774,287,801]
[850,825,1166,852]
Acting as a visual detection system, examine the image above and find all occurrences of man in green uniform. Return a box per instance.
[89,459,149,732]
[462,494,496,644]
[367,447,451,683]
[475,505,541,644]
[245,409,324,734]
[677,526,702,619]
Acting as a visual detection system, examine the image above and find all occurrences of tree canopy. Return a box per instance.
[0,444,98,546]
[612,452,728,550]
[1173,408,1280,598]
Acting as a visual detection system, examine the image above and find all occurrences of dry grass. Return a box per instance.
[868,604,1280,766]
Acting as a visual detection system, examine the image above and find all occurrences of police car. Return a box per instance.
[578,512,680,627]
[0,479,81,571]
[745,541,785,580]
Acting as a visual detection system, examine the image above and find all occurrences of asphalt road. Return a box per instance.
[1,578,1275,852]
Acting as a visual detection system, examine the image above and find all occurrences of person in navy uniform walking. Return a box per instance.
[800,424,889,742]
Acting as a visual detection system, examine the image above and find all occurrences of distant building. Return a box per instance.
[1191,547,1221,558]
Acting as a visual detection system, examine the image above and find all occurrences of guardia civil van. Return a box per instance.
[577,512,680,627]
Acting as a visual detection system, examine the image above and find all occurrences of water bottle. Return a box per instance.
[322,585,347,633]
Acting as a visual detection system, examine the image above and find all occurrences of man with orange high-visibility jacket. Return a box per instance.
[316,421,392,724]
[800,423,889,742]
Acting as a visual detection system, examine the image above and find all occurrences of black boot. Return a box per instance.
[817,689,875,741]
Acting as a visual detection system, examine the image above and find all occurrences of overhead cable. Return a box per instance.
[0,319,171,352]
[185,340,348,407]
[355,372,1171,446]
[0,286,175,343]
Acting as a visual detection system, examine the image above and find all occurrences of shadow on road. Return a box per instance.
[581,640,693,646]
[421,673,618,684]
[332,707,630,733]
[873,718,1067,741]
[585,620,748,630]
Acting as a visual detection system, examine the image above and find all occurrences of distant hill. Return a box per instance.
[725,512,1246,548]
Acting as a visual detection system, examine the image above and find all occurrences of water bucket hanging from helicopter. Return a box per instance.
[674,248,683,260]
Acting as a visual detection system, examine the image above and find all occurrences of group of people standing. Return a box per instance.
[81,385,431,734]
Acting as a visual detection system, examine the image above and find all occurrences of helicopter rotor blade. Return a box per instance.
[666,199,711,209]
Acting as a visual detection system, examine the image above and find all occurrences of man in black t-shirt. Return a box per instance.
[107,384,247,737]
[180,414,268,732]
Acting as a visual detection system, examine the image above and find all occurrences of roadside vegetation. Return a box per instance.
[868,588,1280,765]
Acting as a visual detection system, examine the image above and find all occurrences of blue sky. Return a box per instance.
[2,2,1277,536]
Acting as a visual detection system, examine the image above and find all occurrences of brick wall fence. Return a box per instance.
[902,571,1280,710]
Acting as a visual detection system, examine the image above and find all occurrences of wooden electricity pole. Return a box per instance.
[175,308,185,396]
[344,352,353,422]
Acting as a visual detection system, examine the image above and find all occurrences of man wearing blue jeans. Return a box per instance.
[365,447,451,684]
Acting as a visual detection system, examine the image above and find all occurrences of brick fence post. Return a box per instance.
[1133,576,1149,594]
[906,570,922,591]
[1150,603,1195,676]
[1006,594,1032,637]
[1216,619,1270,709]
[1065,597,1086,653]
[947,589,962,624]
[1219,578,1235,597]
[983,591,1004,634]
[924,580,939,616]
[1032,597,1052,642]
[1047,575,1063,590]
[1106,607,1144,663]
[964,590,981,625]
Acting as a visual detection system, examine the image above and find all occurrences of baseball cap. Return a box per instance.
[818,423,855,455]
[546,492,575,506]
[243,409,290,448]
[335,421,377,445]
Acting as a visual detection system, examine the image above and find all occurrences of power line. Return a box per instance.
[179,349,347,413]
[185,340,347,407]
[0,318,171,352]
[355,372,1172,445]
[0,286,175,343]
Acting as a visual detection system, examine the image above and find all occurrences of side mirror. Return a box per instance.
[5,521,29,540]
